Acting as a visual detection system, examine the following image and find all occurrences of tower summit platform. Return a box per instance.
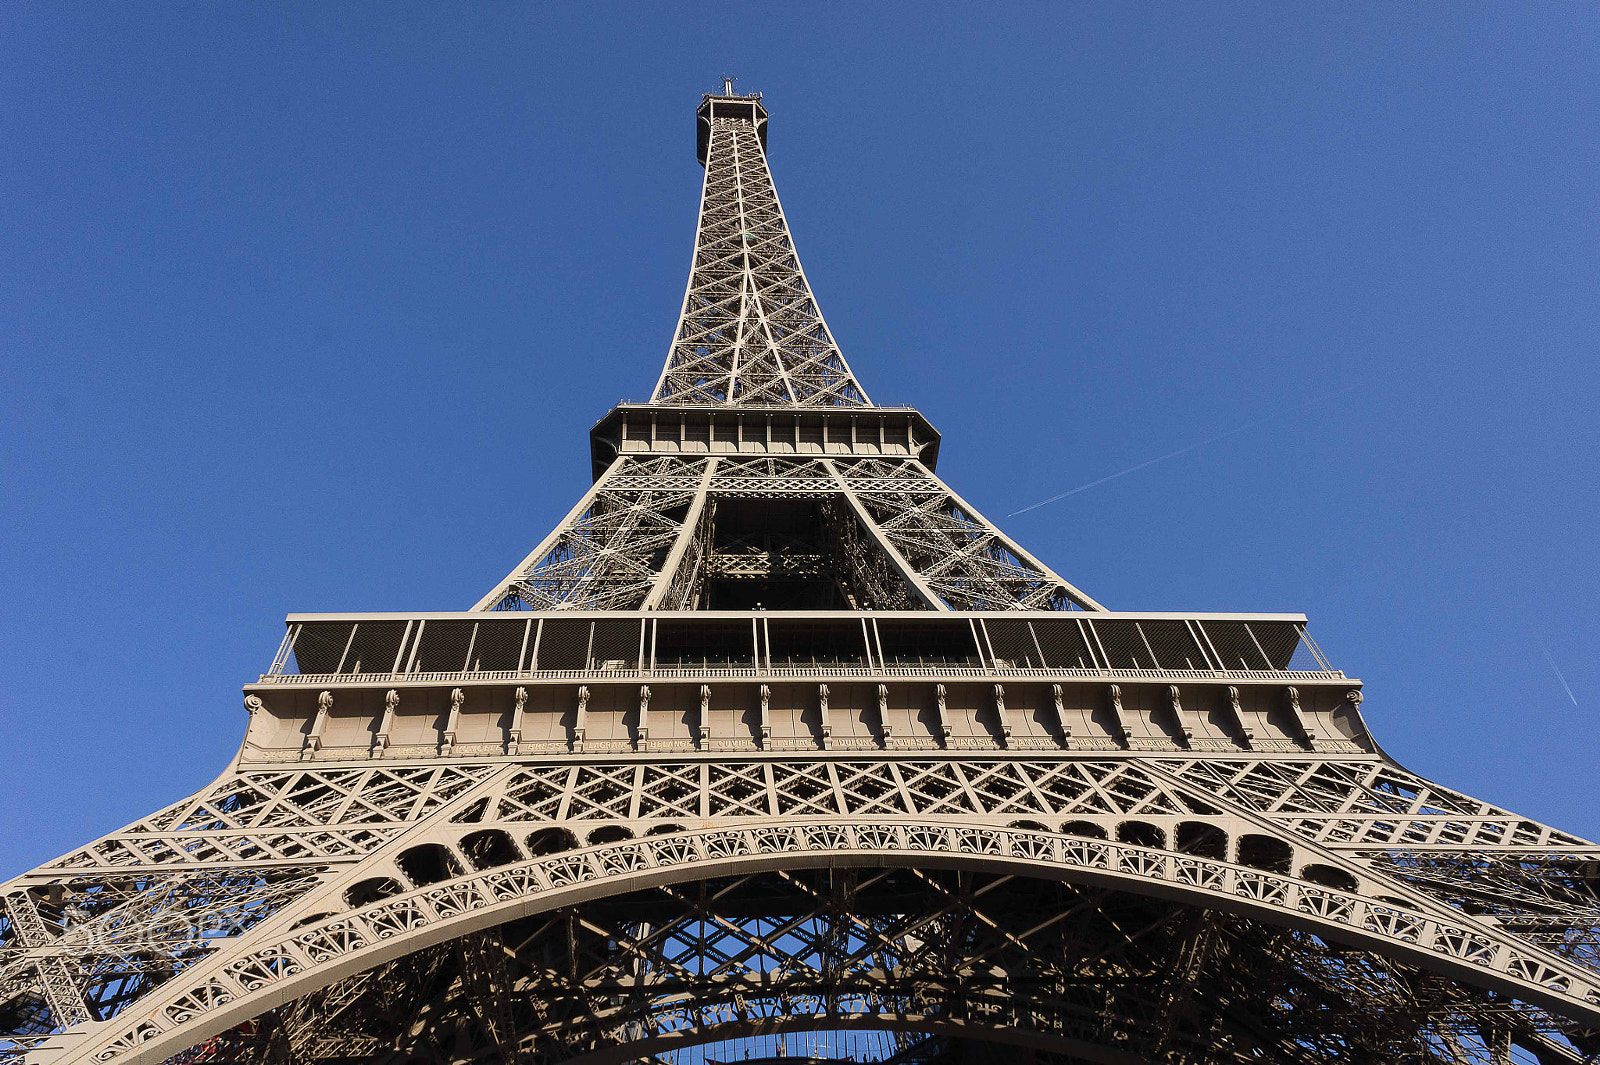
[696,76,767,164]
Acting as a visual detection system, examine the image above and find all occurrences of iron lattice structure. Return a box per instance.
[3,86,1597,1065]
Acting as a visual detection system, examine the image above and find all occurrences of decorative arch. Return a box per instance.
[394,843,462,887]
[68,821,1600,1065]
[524,826,579,855]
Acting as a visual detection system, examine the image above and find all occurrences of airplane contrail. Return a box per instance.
[1008,383,1360,518]
[1539,638,1580,708]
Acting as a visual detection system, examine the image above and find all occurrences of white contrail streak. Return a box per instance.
[1008,384,1359,518]
[1539,638,1580,708]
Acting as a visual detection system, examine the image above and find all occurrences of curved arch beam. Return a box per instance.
[52,821,1600,1065]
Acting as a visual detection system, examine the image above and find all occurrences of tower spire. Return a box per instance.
[473,87,1100,614]
[652,87,871,407]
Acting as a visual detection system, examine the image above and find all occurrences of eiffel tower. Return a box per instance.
[5,82,1598,1065]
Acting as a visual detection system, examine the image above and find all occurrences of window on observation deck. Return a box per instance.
[766,618,870,668]
[654,619,756,668]
[709,100,761,122]
[875,619,983,668]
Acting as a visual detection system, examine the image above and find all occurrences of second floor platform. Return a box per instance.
[262,609,1342,688]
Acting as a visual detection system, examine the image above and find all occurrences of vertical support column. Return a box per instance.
[390,620,412,675]
[823,459,945,610]
[573,686,590,753]
[517,620,533,676]
[508,687,527,755]
[528,619,544,672]
[1051,684,1073,746]
[3,892,92,1028]
[818,684,832,750]
[1224,685,1255,748]
[698,685,712,749]
[758,683,772,749]
[373,690,398,758]
[1285,686,1322,748]
[302,691,332,760]
[970,619,992,671]
[441,688,462,756]
[977,620,1001,669]
[763,760,780,815]
[1167,685,1195,746]
[1106,684,1131,745]
[404,621,427,674]
[642,460,719,610]
[628,765,645,820]
[636,685,652,752]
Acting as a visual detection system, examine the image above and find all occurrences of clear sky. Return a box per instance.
[3,4,1597,877]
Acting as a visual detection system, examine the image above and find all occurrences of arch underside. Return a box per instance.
[9,758,1600,1065]
[154,865,1598,1065]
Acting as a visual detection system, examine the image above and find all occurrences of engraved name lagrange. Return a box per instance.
[4,85,1596,1065]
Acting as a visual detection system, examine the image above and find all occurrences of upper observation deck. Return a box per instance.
[697,90,767,164]
[589,403,942,479]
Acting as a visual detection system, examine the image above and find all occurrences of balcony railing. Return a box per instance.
[260,610,1343,685]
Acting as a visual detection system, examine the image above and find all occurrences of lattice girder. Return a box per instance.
[653,109,868,408]
[6,746,1599,1064]
[478,454,1099,612]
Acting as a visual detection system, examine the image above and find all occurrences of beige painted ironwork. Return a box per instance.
[3,85,1597,1065]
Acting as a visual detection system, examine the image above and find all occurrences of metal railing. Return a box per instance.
[256,664,1344,686]
[261,610,1341,686]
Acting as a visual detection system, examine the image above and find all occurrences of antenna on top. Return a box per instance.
[721,74,736,96]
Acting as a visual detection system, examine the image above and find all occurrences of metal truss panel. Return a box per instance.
[479,457,706,612]
[6,745,1598,1065]
[479,455,1099,613]
[834,458,1104,611]
[11,811,1598,1065]
[652,109,869,408]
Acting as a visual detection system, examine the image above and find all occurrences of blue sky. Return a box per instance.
[2,4,1596,876]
